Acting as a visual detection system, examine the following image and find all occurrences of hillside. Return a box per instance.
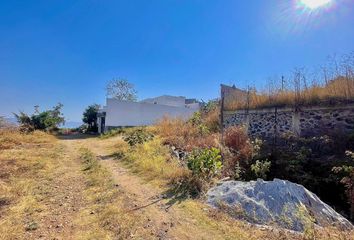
[1,129,353,239]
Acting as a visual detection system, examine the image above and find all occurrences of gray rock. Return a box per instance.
[206,179,353,232]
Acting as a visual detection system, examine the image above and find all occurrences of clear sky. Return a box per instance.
[0,0,353,122]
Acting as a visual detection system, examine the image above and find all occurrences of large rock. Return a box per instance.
[206,179,353,232]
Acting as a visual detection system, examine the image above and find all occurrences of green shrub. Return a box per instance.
[187,148,222,179]
[123,128,154,146]
[251,160,271,179]
[188,112,210,135]
[14,104,65,132]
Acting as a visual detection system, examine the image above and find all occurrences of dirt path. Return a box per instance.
[65,135,269,240]
[24,138,87,240]
[62,136,180,239]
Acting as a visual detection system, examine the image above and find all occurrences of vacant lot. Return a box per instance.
[0,130,352,239]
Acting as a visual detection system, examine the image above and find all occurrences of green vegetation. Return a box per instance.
[251,160,271,179]
[187,148,222,180]
[332,151,354,220]
[123,128,154,146]
[14,103,65,132]
[82,104,100,133]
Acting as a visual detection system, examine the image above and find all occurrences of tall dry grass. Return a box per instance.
[225,53,354,110]
[156,116,219,152]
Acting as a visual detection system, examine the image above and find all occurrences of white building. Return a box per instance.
[97,95,200,133]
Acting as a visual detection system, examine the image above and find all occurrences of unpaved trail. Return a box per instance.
[63,135,272,240]
[62,136,183,239]
[24,138,87,240]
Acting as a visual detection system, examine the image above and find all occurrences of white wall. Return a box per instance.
[140,95,186,107]
[105,98,198,127]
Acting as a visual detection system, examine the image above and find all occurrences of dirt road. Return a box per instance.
[59,135,281,240]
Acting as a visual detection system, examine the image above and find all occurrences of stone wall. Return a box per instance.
[223,105,354,138]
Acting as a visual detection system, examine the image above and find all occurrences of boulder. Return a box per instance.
[206,179,353,232]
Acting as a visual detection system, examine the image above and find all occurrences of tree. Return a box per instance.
[82,104,100,132]
[14,103,65,132]
[106,78,137,101]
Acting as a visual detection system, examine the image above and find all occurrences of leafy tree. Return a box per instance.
[14,103,65,132]
[82,104,100,132]
[106,78,137,101]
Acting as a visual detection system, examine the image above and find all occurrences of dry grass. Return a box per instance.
[119,137,189,184]
[156,116,219,152]
[225,72,354,111]
[0,129,50,149]
[107,133,354,239]
[250,77,354,109]
[0,130,57,239]
[74,148,140,239]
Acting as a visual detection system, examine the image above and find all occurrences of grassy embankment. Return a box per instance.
[109,126,354,240]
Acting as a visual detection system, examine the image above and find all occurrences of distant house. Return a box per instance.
[97,95,200,133]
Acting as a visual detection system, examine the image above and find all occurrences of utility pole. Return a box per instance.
[281,76,285,91]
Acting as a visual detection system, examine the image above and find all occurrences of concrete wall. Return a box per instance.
[140,95,186,107]
[224,105,354,138]
[104,98,198,128]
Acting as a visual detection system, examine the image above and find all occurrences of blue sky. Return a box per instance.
[0,0,353,122]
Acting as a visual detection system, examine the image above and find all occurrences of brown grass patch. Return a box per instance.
[156,116,219,152]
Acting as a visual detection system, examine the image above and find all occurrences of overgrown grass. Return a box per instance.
[0,130,57,239]
[224,53,354,111]
[118,137,189,184]
[156,116,219,152]
[75,148,141,239]
[99,128,125,139]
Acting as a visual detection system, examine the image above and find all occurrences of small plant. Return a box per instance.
[296,205,315,239]
[251,159,271,179]
[123,128,154,146]
[189,111,210,135]
[187,148,222,179]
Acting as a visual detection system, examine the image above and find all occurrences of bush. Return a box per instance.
[251,160,271,179]
[187,148,222,180]
[14,104,65,132]
[123,128,154,146]
[332,151,354,220]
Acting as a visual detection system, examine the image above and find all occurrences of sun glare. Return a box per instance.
[300,0,332,9]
